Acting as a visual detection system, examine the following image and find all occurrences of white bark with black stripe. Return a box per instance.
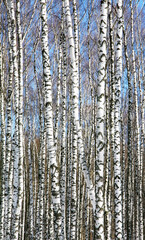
[40,0,62,238]
[114,0,123,238]
[64,0,96,214]
[95,0,107,239]
[12,1,24,238]
[0,36,6,240]
[130,1,140,238]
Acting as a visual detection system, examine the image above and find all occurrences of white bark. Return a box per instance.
[13,1,24,238]
[5,12,13,240]
[123,21,132,240]
[130,1,140,238]
[26,77,34,239]
[64,0,96,214]
[114,0,123,238]
[0,37,6,240]
[95,0,107,239]
[40,0,62,238]
[33,43,44,239]
[7,1,19,237]
[60,27,67,239]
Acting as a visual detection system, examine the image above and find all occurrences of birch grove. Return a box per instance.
[0,0,144,239]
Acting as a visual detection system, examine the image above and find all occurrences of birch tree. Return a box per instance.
[40,0,62,238]
[5,11,13,239]
[0,31,6,240]
[59,20,67,240]
[95,0,107,239]
[113,0,123,239]
[64,0,96,215]
[130,1,140,238]
[6,1,20,238]
[123,17,133,240]
[13,1,24,238]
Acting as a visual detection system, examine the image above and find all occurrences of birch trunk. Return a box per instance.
[13,1,24,238]
[0,36,6,240]
[60,28,67,239]
[7,1,19,238]
[135,9,144,240]
[123,22,132,240]
[6,14,13,238]
[95,0,107,239]
[138,32,144,240]
[40,1,62,238]
[130,1,140,238]
[64,0,96,214]
[114,0,123,238]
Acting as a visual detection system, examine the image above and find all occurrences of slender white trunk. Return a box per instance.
[135,9,144,240]
[114,0,123,239]
[33,43,44,239]
[0,38,6,240]
[7,1,19,237]
[138,36,144,240]
[21,171,26,240]
[108,2,114,236]
[27,88,34,239]
[12,1,24,238]
[54,44,61,149]
[95,1,107,239]
[40,1,62,238]
[66,86,73,240]
[137,55,144,240]
[60,29,67,239]
[123,21,132,239]
[64,0,96,214]
[130,1,140,238]
[5,12,13,239]
[73,0,79,76]
[104,83,111,240]
[4,22,13,239]
[32,118,37,233]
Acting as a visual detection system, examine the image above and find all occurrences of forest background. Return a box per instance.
[0,0,144,239]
